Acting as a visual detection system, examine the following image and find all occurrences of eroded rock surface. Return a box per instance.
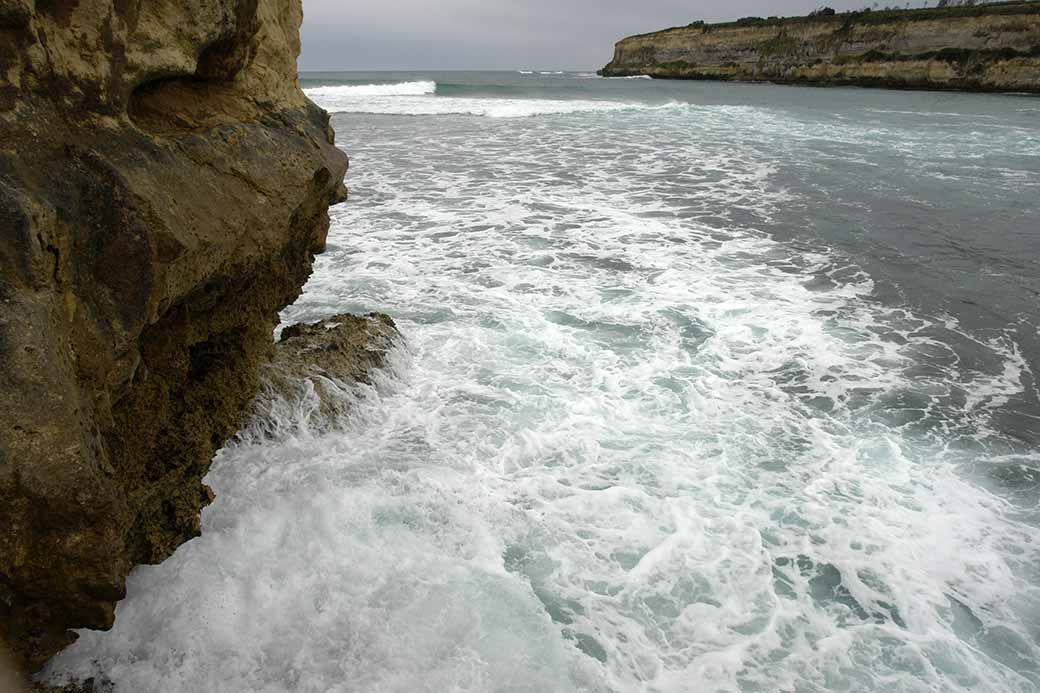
[249,313,401,436]
[600,3,1040,92]
[0,0,347,672]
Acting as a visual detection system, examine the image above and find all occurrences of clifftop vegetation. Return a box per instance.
[630,1,1040,40]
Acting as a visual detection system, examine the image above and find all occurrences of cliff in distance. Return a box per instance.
[0,0,347,674]
[600,1,1040,92]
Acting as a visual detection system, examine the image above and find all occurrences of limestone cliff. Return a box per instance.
[0,0,348,673]
[600,2,1040,92]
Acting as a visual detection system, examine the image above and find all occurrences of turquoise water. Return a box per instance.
[46,72,1040,692]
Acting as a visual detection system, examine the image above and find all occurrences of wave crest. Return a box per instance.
[303,94,679,119]
[304,80,437,98]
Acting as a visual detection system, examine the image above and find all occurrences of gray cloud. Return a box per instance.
[299,0,927,70]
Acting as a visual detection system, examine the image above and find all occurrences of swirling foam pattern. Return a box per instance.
[45,76,1040,692]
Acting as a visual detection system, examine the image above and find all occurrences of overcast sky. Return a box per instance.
[299,0,929,71]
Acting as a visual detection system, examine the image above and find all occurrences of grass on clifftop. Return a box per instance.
[624,1,1040,40]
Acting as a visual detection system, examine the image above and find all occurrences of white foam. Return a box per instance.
[43,86,1040,692]
[304,90,678,118]
[305,80,437,98]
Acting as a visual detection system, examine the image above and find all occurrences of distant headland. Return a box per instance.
[599,1,1040,93]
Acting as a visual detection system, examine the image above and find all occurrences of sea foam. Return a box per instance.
[302,81,672,119]
[44,81,1040,693]
[305,80,437,98]
[304,83,675,118]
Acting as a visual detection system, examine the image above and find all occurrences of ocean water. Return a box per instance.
[44,72,1040,692]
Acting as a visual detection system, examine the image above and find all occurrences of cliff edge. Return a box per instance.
[0,0,347,673]
[600,2,1040,92]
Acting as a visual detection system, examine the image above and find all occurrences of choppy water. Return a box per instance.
[45,72,1040,692]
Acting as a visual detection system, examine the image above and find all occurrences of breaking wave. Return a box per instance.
[44,76,1040,693]
[303,85,677,118]
[304,80,437,99]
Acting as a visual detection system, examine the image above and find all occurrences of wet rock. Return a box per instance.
[276,313,399,384]
[252,313,401,432]
[0,0,347,673]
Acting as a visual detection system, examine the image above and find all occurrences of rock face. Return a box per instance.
[600,2,1040,92]
[250,313,401,437]
[275,314,399,387]
[0,0,347,673]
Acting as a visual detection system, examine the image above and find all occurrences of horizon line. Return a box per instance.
[298,67,599,72]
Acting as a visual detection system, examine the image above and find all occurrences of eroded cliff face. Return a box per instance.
[600,3,1040,92]
[0,0,347,672]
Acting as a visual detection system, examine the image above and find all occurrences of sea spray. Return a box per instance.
[44,75,1040,692]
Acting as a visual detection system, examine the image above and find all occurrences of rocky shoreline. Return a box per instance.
[0,0,369,680]
[251,312,401,439]
[600,2,1040,93]
[16,316,400,693]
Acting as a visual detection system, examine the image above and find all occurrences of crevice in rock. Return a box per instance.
[127,0,261,134]
[35,233,60,285]
[196,0,259,81]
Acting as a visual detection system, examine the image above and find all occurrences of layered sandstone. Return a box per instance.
[0,0,348,673]
[600,2,1040,92]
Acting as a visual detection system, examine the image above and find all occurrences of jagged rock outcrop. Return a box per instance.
[249,313,400,437]
[0,0,347,673]
[600,2,1040,92]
